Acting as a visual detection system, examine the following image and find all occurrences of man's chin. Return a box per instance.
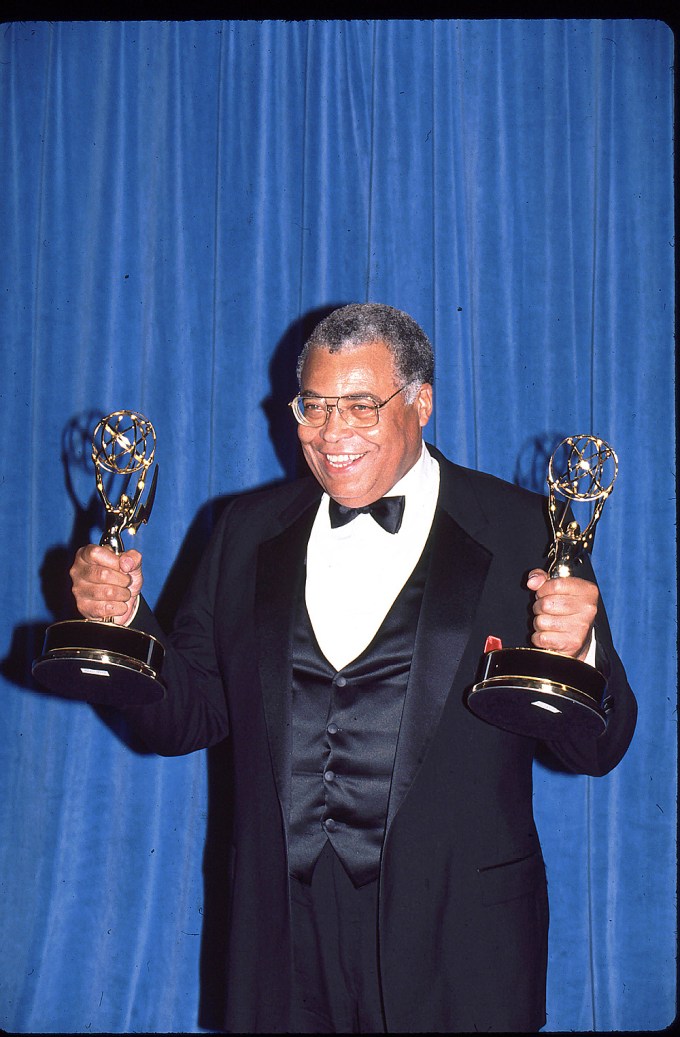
[320,480,381,508]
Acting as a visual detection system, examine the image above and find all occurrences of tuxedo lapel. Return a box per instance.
[386,465,492,832]
[254,486,320,829]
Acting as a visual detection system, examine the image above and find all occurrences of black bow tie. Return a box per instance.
[328,495,405,535]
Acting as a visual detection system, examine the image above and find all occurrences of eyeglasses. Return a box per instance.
[288,385,408,429]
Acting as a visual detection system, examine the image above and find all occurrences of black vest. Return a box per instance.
[289,538,432,887]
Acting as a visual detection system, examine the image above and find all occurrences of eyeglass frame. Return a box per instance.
[288,384,410,429]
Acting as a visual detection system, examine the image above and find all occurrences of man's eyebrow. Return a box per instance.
[299,390,379,400]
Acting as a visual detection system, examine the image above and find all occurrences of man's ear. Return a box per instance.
[416,383,433,428]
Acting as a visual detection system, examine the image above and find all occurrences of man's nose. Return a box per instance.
[320,403,351,440]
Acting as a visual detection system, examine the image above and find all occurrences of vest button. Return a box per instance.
[324,770,335,783]
[334,675,347,687]
[324,818,337,832]
[327,723,338,735]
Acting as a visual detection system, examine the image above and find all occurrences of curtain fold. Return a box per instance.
[0,19,674,1032]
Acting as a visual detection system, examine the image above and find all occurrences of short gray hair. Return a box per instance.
[296,303,434,402]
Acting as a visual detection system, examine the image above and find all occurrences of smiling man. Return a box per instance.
[293,330,432,508]
[70,303,636,1033]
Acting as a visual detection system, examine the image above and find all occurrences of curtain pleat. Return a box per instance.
[0,19,674,1032]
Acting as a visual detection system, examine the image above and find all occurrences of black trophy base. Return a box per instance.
[467,647,607,739]
[32,619,165,706]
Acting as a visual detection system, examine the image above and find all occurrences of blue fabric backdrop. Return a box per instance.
[0,19,675,1033]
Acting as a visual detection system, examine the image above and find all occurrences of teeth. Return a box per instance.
[326,454,361,466]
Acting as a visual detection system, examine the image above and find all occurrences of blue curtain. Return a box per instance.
[0,19,674,1033]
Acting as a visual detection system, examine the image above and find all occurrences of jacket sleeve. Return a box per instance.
[115,502,237,756]
[543,556,637,775]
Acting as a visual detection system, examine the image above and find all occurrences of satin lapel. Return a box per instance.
[255,492,319,828]
[386,503,492,832]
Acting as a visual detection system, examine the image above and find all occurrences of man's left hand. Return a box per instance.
[527,569,598,661]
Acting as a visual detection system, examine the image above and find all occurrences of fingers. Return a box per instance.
[526,568,549,592]
[70,545,143,623]
[528,571,598,659]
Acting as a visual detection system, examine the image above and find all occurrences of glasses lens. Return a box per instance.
[339,397,379,427]
[295,397,327,426]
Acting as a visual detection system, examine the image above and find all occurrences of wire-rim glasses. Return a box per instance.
[288,384,408,429]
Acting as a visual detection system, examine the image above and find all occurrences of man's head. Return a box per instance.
[293,303,434,507]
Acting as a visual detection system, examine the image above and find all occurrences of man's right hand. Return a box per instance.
[70,545,143,625]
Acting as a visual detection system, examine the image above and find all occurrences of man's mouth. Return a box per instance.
[323,452,364,469]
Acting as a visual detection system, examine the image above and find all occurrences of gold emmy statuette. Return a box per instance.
[467,435,618,738]
[32,411,165,705]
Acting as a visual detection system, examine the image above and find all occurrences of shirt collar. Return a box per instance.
[387,440,438,500]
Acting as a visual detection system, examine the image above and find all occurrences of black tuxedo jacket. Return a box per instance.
[125,445,636,1033]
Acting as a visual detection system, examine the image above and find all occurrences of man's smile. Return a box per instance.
[322,452,366,469]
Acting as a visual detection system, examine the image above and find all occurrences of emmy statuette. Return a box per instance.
[32,411,165,705]
[467,435,618,738]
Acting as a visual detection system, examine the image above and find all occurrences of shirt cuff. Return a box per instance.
[124,595,141,627]
[583,629,597,667]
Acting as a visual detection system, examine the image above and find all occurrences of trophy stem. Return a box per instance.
[98,528,124,624]
[100,531,123,554]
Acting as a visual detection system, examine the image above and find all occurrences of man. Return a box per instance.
[71,303,636,1033]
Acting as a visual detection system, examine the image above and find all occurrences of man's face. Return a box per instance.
[297,340,433,507]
